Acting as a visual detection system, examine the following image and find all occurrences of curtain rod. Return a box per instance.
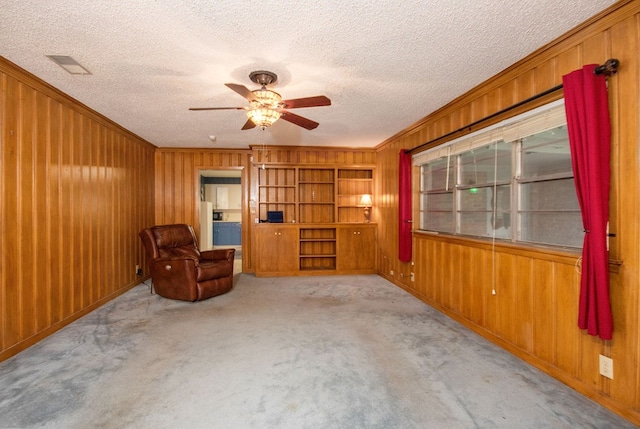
[406,58,620,155]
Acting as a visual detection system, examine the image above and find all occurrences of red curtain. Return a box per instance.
[562,64,613,340]
[399,149,412,262]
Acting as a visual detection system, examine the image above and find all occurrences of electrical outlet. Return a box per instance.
[390,270,394,276]
[410,272,415,282]
[599,354,613,379]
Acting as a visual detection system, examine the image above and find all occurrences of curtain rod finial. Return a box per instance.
[594,59,619,76]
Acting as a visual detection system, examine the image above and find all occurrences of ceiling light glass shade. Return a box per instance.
[247,89,283,127]
[247,107,281,128]
[252,89,282,107]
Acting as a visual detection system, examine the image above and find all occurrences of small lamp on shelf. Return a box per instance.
[360,194,373,223]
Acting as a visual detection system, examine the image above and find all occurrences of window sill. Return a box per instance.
[413,230,622,272]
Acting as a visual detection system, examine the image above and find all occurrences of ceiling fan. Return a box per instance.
[189,70,331,130]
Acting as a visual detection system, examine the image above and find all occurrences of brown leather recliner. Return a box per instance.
[139,224,235,301]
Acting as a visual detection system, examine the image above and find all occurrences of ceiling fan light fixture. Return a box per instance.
[190,69,329,131]
[252,88,282,107]
[247,107,281,128]
[247,89,283,128]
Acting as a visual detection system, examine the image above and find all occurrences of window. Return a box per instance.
[416,101,582,249]
[517,127,582,247]
[421,157,454,233]
[457,141,512,239]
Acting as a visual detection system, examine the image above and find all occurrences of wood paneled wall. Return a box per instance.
[154,149,250,225]
[153,149,251,266]
[251,145,376,166]
[0,57,155,361]
[154,146,376,273]
[375,1,640,424]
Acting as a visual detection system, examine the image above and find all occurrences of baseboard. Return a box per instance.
[0,279,144,363]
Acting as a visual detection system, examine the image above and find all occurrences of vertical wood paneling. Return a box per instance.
[458,246,473,323]
[0,72,5,352]
[155,150,250,227]
[533,58,558,94]
[376,3,640,424]
[449,244,462,314]
[580,331,603,392]
[59,107,73,319]
[513,256,533,352]
[531,259,555,363]
[609,13,640,409]
[21,83,36,340]
[554,263,580,376]
[516,69,536,100]
[34,90,49,333]
[484,250,499,336]
[48,99,62,326]
[4,75,21,349]
[375,138,408,288]
[0,57,155,362]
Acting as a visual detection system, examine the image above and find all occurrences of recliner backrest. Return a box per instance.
[150,224,201,260]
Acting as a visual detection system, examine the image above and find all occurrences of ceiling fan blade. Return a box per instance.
[279,111,319,130]
[281,95,331,109]
[225,83,259,102]
[241,118,257,130]
[189,107,245,111]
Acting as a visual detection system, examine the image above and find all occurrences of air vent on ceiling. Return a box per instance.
[46,55,91,75]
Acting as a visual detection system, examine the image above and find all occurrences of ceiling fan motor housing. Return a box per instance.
[249,70,278,87]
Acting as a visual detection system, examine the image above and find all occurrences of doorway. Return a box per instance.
[199,169,243,274]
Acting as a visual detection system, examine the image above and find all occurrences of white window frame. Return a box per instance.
[415,100,582,249]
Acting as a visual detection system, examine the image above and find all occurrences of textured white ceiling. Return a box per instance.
[0,0,617,149]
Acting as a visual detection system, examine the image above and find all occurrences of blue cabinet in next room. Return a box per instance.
[213,222,241,245]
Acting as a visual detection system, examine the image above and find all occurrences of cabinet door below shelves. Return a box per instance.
[337,225,376,271]
[255,226,298,275]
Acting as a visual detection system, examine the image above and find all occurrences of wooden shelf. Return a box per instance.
[337,169,373,223]
[258,167,297,222]
[300,238,335,242]
[299,202,334,205]
[300,254,337,258]
[299,227,336,270]
[338,170,372,179]
[257,166,373,224]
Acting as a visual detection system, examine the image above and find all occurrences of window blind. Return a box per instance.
[413,99,566,166]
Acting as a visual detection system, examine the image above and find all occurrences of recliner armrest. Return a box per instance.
[201,249,235,262]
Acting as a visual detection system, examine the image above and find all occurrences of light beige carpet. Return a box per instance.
[0,274,633,428]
